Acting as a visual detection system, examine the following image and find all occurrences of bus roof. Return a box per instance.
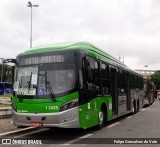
[19,42,125,66]
[18,42,142,77]
[21,42,96,53]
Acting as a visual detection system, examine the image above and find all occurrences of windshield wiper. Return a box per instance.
[28,72,32,93]
[19,81,29,102]
[19,72,33,102]
[44,71,56,101]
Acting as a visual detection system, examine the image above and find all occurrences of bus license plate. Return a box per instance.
[31,122,43,127]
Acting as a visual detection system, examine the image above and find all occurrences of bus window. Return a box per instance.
[118,69,126,95]
[94,60,101,95]
[85,56,96,90]
[101,63,110,95]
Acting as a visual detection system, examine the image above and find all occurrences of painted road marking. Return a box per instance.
[63,134,93,145]
[107,122,120,128]
[13,128,49,138]
[0,127,36,136]
[127,116,133,119]
[141,108,146,111]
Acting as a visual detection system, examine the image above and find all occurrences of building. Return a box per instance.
[135,69,156,79]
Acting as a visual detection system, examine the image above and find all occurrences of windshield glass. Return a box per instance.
[14,66,38,96]
[14,63,77,98]
[38,63,76,98]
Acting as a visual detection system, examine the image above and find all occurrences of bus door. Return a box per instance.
[118,69,128,115]
[111,67,118,115]
[79,56,100,128]
[126,72,131,111]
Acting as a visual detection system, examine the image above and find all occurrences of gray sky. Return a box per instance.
[1,0,160,70]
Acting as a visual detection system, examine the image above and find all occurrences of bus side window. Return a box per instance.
[101,63,110,95]
[84,56,101,94]
[84,56,96,90]
[118,69,126,95]
[94,60,101,95]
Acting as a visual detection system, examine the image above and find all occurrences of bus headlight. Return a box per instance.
[11,103,17,111]
[61,99,78,112]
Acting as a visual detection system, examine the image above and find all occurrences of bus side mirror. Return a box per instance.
[2,59,18,84]
[11,66,15,84]
[2,64,7,82]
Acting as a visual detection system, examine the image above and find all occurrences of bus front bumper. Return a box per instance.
[12,107,80,128]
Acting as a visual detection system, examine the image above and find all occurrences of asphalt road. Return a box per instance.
[1,100,160,147]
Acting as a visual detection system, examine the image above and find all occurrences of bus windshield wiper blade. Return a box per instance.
[19,72,33,102]
[46,81,56,101]
[21,72,32,95]
[19,81,29,102]
[44,71,56,101]
[28,72,32,92]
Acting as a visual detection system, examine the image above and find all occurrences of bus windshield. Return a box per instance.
[14,62,77,98]
[38,62,76,97]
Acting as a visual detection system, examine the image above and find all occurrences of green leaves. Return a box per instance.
[151,70,160,89]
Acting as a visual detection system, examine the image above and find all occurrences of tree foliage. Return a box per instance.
[151,70,160,89]
[0,63,13,83]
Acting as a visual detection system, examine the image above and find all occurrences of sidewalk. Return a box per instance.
[0,117,18,134]
[0,98,37,135]
[0,97,16,134]
[0,97,12,118]
[0,107,12,118]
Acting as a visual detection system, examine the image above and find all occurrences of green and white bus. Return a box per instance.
[8,42,143,129]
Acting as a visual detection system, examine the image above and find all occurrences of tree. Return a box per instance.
[151,70,160,89]
[0,63,13,83]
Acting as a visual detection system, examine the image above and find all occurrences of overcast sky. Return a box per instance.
[1,0,160,70]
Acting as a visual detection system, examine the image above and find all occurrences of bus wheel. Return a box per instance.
[97,108,105,129]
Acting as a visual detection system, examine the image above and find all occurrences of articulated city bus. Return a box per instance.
[7,42,143,129]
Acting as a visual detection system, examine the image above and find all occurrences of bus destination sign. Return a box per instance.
[19,55,64,65]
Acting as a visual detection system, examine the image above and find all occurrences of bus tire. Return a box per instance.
[97,108,105,130]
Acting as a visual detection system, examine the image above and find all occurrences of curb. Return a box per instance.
[0,107,12,118]
[0,126,39,137]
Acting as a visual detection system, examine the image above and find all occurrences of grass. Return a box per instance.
[0,104,11,108]
[0,94,11,98]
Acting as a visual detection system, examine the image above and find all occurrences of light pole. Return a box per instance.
[27,1,39,48]
[144,65,148,71]
[0,58,5,82]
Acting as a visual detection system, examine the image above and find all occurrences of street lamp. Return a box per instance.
[144,65,148,70]
[27,1,39,48]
